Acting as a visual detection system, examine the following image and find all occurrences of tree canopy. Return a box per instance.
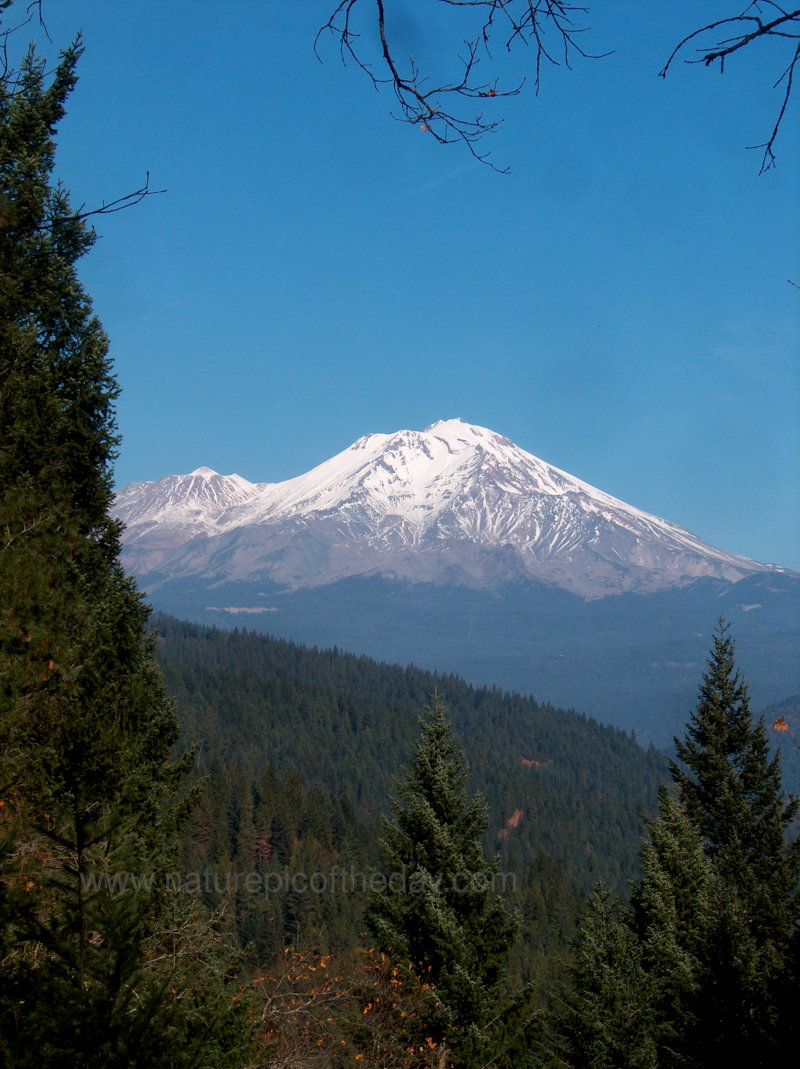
[550,621,800,1066]
[367,699,527,1067]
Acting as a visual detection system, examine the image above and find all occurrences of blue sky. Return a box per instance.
[22,1,800,569]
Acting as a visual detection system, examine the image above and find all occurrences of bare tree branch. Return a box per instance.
[316,1,609,171]
[71,172,167,225]
[320,2,798,173]
[0,0,50,80]
[659,2,800,172]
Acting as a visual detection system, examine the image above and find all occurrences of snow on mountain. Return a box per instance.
[115,419,775,597]
[115,467,263,537]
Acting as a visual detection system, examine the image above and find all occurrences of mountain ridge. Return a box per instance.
[116,418,781,599]
[113,420,799,747]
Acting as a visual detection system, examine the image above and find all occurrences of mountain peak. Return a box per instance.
[116,421,776,597]
[423,417,494,441]
[424,416,468,431]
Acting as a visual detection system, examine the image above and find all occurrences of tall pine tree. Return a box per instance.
[367,699,526,1068]
[550,621,799,1066]
[665,618,800,1062]
[0,8,245,1065]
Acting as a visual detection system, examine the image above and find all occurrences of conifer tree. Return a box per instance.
[666,618,800,1061]
[631,789,719,1068]
[672,620,798,892]
[549,885,657,1069]
[550,622,799,1066]
[367,699,525,1068]
[0,8,246,1065]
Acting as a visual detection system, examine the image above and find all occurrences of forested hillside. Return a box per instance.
[154,615,668,981]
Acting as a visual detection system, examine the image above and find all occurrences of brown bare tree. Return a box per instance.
[316,1,604,171]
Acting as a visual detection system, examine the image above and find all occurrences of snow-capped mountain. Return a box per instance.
[115,420,799,744]
[116,418,774,598]
[117,466,262,535]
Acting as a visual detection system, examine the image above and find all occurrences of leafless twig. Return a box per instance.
[0,0,50,80]
[316,1,608,171]
[71,172,167,225]
[659,2,800,172]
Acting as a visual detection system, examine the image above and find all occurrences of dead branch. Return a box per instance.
[659,2,800,172]
[316,1,608,171]
[71,172,167,225]
[319,2,798,173]
[0,0,50,80]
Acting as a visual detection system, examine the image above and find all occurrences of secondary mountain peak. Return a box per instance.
[115,467,262,542]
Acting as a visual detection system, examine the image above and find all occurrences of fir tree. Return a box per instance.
[549,885,657,1069]
[631,789,719,1068]
[550,622,799,1066]
[366,699,525,1068]
[0,9,246,1065]
[667,618,800,1061]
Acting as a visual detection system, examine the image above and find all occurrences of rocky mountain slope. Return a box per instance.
[116,419,777,598]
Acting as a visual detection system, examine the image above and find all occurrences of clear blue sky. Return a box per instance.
[21,1,800,569]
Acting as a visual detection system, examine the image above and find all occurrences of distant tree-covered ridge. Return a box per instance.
[153,614,667,889]
[152,614,668,986]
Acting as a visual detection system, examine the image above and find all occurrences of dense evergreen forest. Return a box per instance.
[2,5,798,1064]
[154,614,668,984]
